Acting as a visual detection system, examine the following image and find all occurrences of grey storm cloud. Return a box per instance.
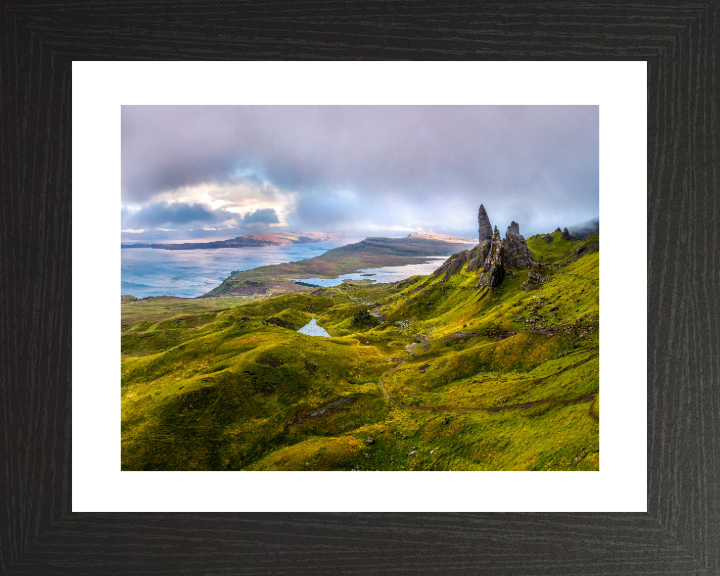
[122,202,231,229]
[121,202,281,233]
[122,106,598,237]
[242,208,279,225]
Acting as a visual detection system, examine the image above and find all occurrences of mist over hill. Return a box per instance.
[567,217,600,239]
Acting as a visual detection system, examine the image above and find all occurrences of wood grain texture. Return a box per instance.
[1,1,718,574]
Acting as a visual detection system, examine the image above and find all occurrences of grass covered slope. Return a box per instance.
[122,233,599,471]
[121,295,257,331]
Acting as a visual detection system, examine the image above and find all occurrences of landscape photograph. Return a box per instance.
[121,105,599,471]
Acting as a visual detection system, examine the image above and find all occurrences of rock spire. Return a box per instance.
[478,204,493,244]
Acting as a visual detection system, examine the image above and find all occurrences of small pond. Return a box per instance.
[297,318,331,337]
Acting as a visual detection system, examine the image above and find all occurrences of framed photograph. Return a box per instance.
[3,3,718,574]
[76,63,642,512]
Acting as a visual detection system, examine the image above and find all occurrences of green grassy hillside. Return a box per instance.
[122,233,599,471]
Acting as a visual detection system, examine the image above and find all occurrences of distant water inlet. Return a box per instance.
[289,256,449,287]
[121,237,363,299]
[297,318,331,337]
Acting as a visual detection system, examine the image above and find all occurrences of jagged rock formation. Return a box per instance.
[440,204,536,288]
[477,227,505,287]
[544,234,554,243]
[554,227,562,233]
[478,204,493,244]
[503,221,534,270]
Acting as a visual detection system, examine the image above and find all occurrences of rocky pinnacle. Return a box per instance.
[506,221,520,237]
[473,205,534,287]
[478,204,493,244]
[504,221,534,269]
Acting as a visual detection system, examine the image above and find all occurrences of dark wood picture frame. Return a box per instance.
[2,3,718,574]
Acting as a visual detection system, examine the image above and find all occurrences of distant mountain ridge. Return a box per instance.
[410,231,477,243]
[121,231,344,250]
[567,217,599,239]
[204,233,476,298]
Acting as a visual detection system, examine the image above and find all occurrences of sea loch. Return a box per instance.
[121,237,450,299]
[121,237,363,299]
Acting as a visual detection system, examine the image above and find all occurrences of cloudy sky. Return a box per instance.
[121,106,598,242]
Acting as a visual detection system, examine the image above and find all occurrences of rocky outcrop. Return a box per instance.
[466,242,491,272]
[506,221,520,236]
[437,204,536,288]
[264,316,295,329]
[478,204,493,244]
[554,227,562,233]
[434,250,472,280]
[351,309,380,328]
[503,221,534,269]
[544,234,554,243]
[477,227,505,287]
[522,262,555,290]
[562,227,579,241]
